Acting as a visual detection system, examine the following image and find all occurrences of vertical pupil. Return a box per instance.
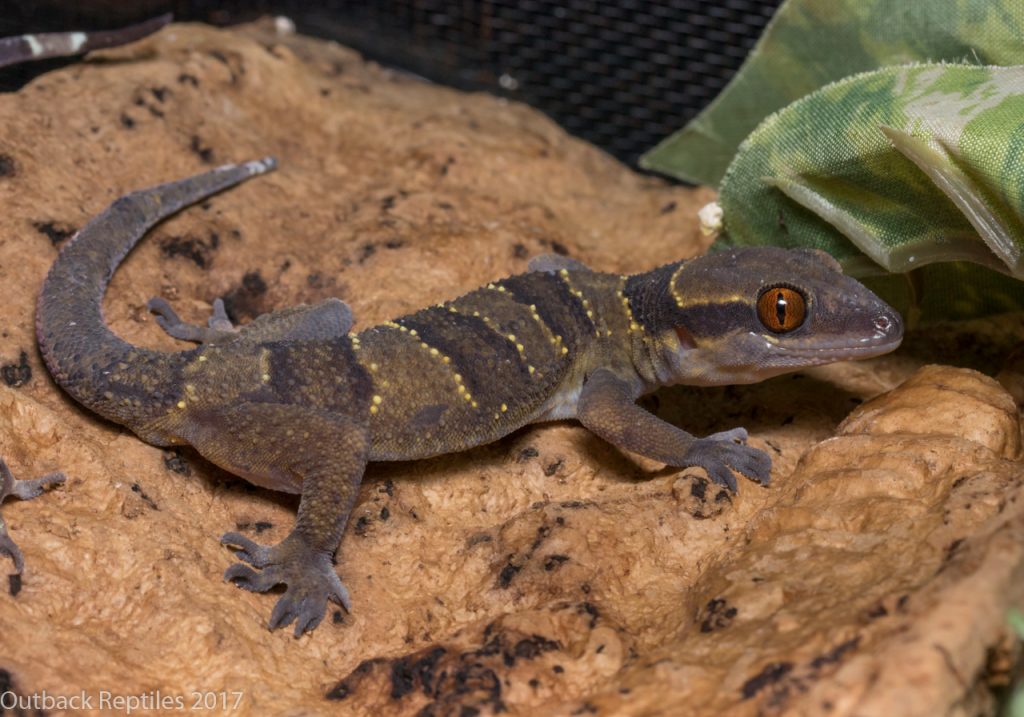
[775,292,787,326]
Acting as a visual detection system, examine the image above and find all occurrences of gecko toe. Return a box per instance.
[221,532,272,567]
[686,439,772,492]
[0,529,25,576]
[705,427,748,445]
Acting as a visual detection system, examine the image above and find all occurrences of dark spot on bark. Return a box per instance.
[380,506,390,521]
[190,135,214,164]
[390,646,447,699]
[571,701,598,715]
[160,232,219,269]
[700,597,738,633]
[553,664,564,673]
[741,662,793,699]
[866,603,888,620]
[543,554,569,571]
[130,483,158,510]
[151,86,169,102]
[178,73,199,86]
[559,500,587,509]
[382,480,395,497]
[333,609,344,624]
[549,240,569,255]
[512,243,529,259]
[162,449,191,475]
[354,515,370,536]
[8,573,21,596]
[358,243,376,263]
[0,154,16,177]
[660,201,677,214]
[436,201,454,210]
[543,459,563,477]
[1,351,30,387]
[381,195,396,210]
[33,220,76,245]
[715,489,731,503]
[782,415,795,426]
[254,521,273,533]
[528,678,540,689]
[120,113,135,129]
[690,476,707,500]
[809,637,860,670]
[579,602,599,628]
[498,560,520,588]
[221,270,267,323]
[897,594,909,611]
[518,447,539,461]
[384,238,405,249]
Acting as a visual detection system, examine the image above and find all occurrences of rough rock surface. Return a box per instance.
[0,19,1022,717]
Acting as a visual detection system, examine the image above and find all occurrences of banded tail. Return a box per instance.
[36,158,276,425]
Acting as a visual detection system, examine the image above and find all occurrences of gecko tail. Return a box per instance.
[36,158,277,423]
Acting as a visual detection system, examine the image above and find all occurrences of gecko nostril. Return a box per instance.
[873,315,891,332]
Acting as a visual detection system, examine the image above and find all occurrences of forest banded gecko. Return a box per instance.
[31,159,903,635]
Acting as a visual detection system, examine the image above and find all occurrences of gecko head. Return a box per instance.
[656,247,903,385]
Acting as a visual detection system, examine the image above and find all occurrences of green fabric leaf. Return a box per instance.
[640,0,1024,185]
[715,62,1024,320]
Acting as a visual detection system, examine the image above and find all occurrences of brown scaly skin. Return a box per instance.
[35,159,903,635]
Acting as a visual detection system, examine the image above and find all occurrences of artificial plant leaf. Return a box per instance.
[640,0,1024,186]
[715,62,1024,321]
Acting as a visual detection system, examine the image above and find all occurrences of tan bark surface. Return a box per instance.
[0,19,1021,717]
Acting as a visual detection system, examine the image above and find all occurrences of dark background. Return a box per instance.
[0,0,782,168]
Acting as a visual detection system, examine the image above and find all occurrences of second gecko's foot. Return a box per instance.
[221,532,351,637]
[148,297,237,343]
[683,433,771,492]
[0,459,66,576]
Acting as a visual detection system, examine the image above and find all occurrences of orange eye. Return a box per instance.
[757,286,806,333]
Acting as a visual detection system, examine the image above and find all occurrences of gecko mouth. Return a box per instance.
[771,334,903,362]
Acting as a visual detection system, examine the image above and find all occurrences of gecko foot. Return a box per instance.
[683,435,771,492]
[0,459,66,576]
[147,297,237,343]
[221,532,351,636]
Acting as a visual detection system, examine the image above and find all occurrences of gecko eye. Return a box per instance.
[757,286,806,333]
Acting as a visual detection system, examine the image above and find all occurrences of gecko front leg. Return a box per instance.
[577,368,771,491]
[0,458,65,578]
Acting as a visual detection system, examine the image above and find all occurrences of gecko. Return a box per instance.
[34,158,903,636]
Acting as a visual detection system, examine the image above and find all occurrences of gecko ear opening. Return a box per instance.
[793,247,844,274]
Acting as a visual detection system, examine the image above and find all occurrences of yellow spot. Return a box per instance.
[370,405,379,415]
[529,304,537,311]
[559,269,569,277]
[369,362,379,371]
[528,365,535,375]
[586,310,593,318]
[198,355,207,362]
[561,346,568,355]
[630,322,640,331]
[442,356,451,364]
[471,400,478,408]
[464,393,473,402]
[262,373,271,382]
[507,334,516,341]
[454,374,463,383]
[494,413,500,420]
[458,385,466,394]
[430,347,439,356]
[372,395,382,405]
[516,344,524,352]
[501,403,508,412]
[409,329,418,336]
[421,342,429,349]
[177,401,186,409]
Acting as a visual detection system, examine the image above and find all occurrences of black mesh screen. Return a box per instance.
[0,0,783,168]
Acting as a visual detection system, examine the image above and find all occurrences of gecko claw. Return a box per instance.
[222,532,351,636]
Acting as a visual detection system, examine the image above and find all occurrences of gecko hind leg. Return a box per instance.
[179,402,368,636]
[147,297,238,343]
[0,458,66,576]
